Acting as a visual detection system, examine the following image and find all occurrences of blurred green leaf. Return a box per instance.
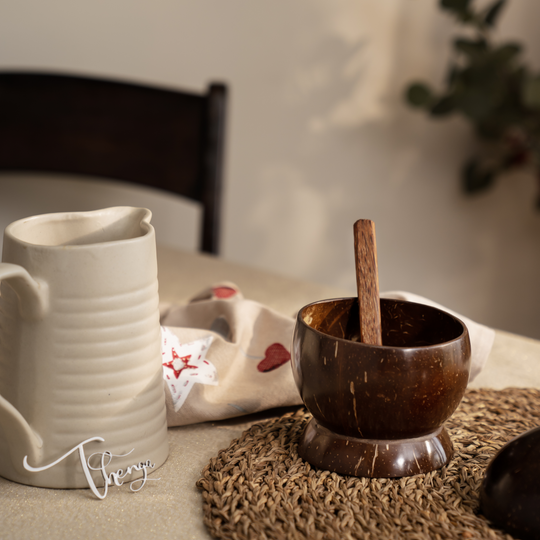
[446,64,459,86]
[454,38,488,56]
[492,43,522,65]
[475,101,523,139]
[484,0,507,27]
[456,90,494,120]
[522,75,540,110]
[462,159,496,193]
[440,0,475,24]
[458,60,502,88]
[405,83,433,107]
[475,120,504,140]
[430,95,456,116]
[440,0,471,12]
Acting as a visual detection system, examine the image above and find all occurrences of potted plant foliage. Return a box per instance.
[405,0,540,205]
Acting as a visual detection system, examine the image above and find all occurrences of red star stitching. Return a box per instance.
[163,348,198,379]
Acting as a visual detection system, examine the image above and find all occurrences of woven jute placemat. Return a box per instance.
[197,388,540,540]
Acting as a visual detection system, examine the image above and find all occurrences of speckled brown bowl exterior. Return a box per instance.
[292,297,471,478]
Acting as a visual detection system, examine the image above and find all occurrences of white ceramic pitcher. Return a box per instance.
[0,207,169,491]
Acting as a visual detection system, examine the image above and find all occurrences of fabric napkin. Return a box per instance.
[160,283,297,427]
[160,284,495,427]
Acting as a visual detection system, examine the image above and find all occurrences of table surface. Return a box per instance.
[1,245,539,540]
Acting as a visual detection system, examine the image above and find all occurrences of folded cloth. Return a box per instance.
[160,284,495,427]
[160,283,299,427]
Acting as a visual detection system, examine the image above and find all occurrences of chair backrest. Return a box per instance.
[0,71,227,254]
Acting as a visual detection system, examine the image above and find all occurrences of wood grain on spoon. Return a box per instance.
[354,219,382,346]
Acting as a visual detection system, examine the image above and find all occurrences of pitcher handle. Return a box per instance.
[0,263,47,468]
[0,263,48,320]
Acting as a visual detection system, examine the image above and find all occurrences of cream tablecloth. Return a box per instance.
[1,246,539,540]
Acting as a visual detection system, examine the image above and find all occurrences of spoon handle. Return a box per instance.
[354,219,382,346]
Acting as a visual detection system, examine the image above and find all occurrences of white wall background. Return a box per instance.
[1,0,540,338]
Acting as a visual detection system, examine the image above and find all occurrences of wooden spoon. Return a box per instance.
[353,219,382,345]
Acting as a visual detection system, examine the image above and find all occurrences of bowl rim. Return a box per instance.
[297,296,469,351]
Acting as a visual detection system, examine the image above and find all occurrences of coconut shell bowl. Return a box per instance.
[291,296,471,478]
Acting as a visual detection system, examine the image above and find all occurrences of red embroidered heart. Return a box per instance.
[212,286,237,299]
[257,343,291,372]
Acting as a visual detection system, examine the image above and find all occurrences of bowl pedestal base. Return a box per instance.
[298,418,454,478]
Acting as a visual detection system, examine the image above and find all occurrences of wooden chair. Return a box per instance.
[0,71,227,255]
